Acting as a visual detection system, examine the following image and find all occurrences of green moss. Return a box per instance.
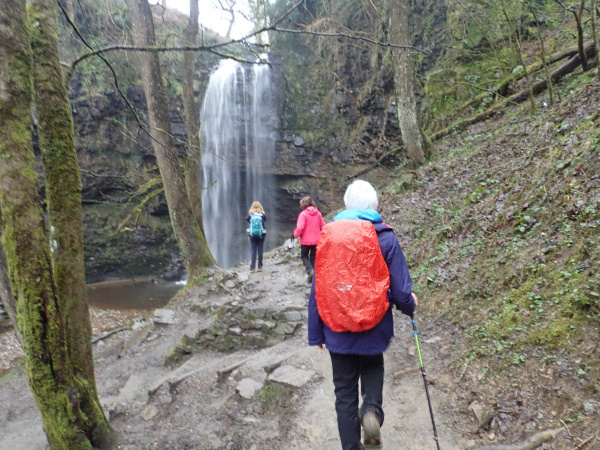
[258,384,293,406]
[164,335,195,367]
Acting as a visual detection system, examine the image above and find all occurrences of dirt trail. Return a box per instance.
[0,245,472,449]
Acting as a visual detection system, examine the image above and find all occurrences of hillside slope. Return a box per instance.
[373,67,600,446]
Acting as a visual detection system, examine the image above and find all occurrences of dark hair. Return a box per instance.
[299,196,315,209]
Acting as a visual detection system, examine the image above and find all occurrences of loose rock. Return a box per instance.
[267,365,315,389]
[236,379,264,399]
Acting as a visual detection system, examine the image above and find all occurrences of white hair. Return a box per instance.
[343,180,378,210]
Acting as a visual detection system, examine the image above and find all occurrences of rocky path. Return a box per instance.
[0,245,473,449]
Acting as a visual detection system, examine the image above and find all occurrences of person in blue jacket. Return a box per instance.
[246,201,267,272]
[308,179,418,450]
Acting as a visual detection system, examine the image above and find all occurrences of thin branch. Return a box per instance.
[79,168,128,179]
[271,27,427,53]
[554,0,576,13]
[58,1,144,128]
[59,1,227,163]
[70,0,426,70]
[71,0,305,70]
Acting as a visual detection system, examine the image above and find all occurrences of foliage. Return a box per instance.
[424,0,598,131]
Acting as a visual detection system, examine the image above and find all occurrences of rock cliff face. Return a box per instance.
[66,77,178,281]
[268,0,447,225]
[270,55,404,227]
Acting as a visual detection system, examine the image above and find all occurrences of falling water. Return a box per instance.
[200,59,278,268]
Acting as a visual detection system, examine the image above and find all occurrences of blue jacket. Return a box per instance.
[308,209,416,355]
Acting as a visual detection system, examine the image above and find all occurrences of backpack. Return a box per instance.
[315,219,390,332]
[249,213,265,238]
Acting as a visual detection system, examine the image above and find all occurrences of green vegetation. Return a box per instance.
[383,77,599,387]
[258,384,293,406]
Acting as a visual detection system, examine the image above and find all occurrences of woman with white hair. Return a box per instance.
[308,179,418,449]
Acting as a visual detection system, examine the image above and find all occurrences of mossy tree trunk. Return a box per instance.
[0,207,19,342]
[387,0,427,166]
[29,0,110,445]
[126,0,215,278]
[182,0,205,236]
[0,2,106,448]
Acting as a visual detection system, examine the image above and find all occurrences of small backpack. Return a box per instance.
[249,213,265,237]
[315,219,390,332]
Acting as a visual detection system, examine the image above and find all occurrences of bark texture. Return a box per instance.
[126,0,215,278]
[0,207,19,338]
[0,2,96,447]
[182,0,205,235]
[388,0,427,166]
[29,0,110,445]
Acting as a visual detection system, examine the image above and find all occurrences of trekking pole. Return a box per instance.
[410,314,441,450]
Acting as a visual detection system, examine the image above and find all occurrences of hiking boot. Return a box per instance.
[362,410,381,448]
[306,268,314,283]
[257,268,262,272]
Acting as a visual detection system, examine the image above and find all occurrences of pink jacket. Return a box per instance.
[294,206,325,245]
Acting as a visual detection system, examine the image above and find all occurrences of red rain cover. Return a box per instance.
[315,219,390,332]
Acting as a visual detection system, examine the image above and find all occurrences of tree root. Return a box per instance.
[473,427,563,450]
[91,326,129,344]
[263,348,306,374]
[216,353,258,382]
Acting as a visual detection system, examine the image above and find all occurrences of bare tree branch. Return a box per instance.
[58,0,145,128]
[271,26,427,53]
[71,0,305,69]
[70,0,426,71]
[58,0,228,164]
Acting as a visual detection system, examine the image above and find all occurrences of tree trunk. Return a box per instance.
[182,0,205,236]
[29,0,110,445]
[0,3,98,448]
[0,207,19,341]
[574,2,590,71]
[528,2,554,105]
[126,0,215,278]
[592,0,600,78]
[388,0,427,166]
[501,1,537,113]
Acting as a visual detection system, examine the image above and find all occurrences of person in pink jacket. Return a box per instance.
[294,196,325,281]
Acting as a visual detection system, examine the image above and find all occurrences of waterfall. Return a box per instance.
[200,59,278,268]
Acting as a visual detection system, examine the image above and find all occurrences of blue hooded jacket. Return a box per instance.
[308,209,416,355]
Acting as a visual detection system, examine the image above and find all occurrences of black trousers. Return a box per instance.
[300,244,316,273]
[249,237,264,269]
[329,352,385,450]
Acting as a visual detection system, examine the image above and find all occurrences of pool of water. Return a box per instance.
[86,277,183,310]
